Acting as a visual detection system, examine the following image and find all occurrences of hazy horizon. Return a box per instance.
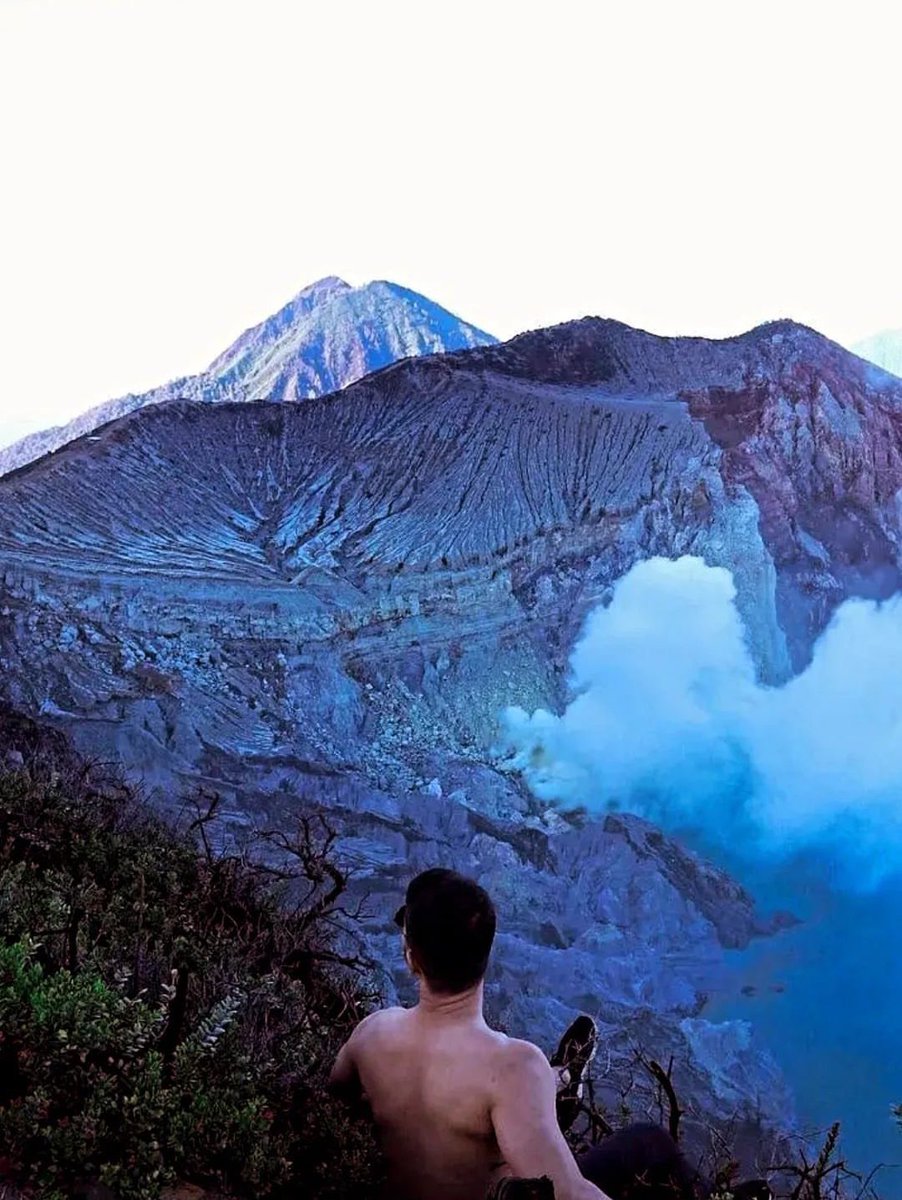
[0,266,896,451]
[3,0,902,446]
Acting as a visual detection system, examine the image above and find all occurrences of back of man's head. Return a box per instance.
[398,868,496,995]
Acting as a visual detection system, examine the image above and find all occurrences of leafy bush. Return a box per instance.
[0,707,383,1199]
[0,941,281,1197]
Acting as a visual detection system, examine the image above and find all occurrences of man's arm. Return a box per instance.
[328,1010,390,1109]
[491,1041,609,1200]
[328,1032,363,1104]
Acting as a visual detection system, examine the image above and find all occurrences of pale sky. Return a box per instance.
[1,0,901,448]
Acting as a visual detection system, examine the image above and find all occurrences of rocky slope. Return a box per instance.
[0,276,495,475]
[3,315,900,1164]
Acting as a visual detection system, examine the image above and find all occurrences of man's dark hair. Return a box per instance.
[395,868,496,994]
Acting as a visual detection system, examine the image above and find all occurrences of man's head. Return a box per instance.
[395,868,496,995]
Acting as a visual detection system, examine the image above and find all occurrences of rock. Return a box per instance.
[58,623,78,649]
[160,1186,208,1200]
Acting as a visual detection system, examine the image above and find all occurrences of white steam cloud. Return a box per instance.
[500,557,902,886]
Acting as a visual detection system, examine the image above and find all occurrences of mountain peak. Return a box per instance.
[286,275,353,307]
[202,276,496,402]
[446,313,878,396]
[0,277,496,475]
[303,274,351,290]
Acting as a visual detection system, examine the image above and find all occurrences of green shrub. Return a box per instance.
[0,708,383,1199]
[0,940,284,1197]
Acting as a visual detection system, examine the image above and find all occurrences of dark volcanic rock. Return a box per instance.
[3,314,896,1161]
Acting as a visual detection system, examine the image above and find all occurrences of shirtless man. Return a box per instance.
[328,868,613,1200]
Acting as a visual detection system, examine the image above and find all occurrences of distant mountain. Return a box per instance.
[4,314,900,685]
[0,277,495,475]
[851,329,902,378]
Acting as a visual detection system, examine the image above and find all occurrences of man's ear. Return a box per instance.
[403,939,420,977]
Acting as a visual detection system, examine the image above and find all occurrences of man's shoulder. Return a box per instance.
[493,1035,554,1083]
[351,1005,407,1043]
[484,1036,555,1121]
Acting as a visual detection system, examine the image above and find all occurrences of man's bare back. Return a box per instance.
[330,869,605,1200]
[330,991,604,1200]
[341,1002,515,1200]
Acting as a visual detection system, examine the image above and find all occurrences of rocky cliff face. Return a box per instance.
[0,277,495,475]
[3,315,899,1164]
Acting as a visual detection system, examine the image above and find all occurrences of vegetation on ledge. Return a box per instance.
[0,706,382,1199]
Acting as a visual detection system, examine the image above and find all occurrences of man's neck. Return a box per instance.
[416,979,485,1023]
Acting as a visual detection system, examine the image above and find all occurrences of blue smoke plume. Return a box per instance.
[501,556,902,887]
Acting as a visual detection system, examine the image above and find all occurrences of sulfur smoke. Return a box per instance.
[500,556,902,886]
